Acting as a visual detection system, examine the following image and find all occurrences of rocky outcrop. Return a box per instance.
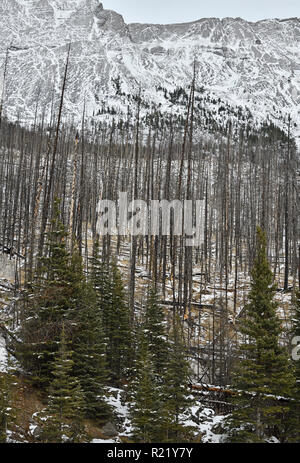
[0,1,299,141]
[100,422,118,438]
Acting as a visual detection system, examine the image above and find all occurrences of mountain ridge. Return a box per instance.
[0,1,299,141]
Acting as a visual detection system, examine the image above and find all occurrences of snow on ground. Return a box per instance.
[105,387,134,438]
[182,402,228,443]
[101,387,228,443]
[92,439,117,443]
[197,412,227,443]
[0,255,16,281]
[0,334,8,373]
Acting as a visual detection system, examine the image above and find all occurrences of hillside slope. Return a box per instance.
[0,1,299,139]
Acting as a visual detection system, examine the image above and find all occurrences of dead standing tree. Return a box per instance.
[38,44,71,261]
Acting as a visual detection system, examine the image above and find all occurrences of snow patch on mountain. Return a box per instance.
[0,1,299,141]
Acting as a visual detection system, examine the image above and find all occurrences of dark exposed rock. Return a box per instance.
[100,422,118,437]
[150,46,165,55]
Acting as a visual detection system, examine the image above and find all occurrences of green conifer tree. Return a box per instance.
[108,260,133,383]
[226,227,295,443]
[129,286,170,442]
[90,240,111,308]
[91,243,132,385]
[18,203,90,387]
[162,315,195,443]
[290,291,300,441]
[292,291,300,387]
[130,333,163,443]
[73,275,112,423]
[0,360,16,443]
[39,325,86,443]
[143,287,169,380]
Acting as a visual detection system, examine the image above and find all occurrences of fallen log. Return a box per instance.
[0,244,25,259]
[0,283,14,291]
[190,384,235,396]
[0,323,21,345]
[159,300,215,309]
[190,384,295,403]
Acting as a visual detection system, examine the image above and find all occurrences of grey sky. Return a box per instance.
[103,0,299,24]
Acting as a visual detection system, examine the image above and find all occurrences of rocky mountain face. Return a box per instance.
[0,0,299,139]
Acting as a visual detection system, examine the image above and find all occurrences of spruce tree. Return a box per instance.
[292,291,300,389]
[226,227,295,443]
[0,361,16,443]
[291,291,300,441]
[129,286,170,443]
[18,203,90,388]
[130,333,163,443]
[143,287,169,380]
[73,273,112,423]
[161,315,195,443]
[38,325,86,443]
[108,260,133,384]
[90,240,111,313]
[91,243,132,386]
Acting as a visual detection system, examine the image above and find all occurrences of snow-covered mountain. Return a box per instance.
[0,0,299,139]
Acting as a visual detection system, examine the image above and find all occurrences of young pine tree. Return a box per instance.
[291,291,300,441]
[226,227,295,443]
[0,360,16,443]
[90,240,111,313]
[38,325,86,443]
[19,203,88,387]
[91,244,132,386]
[143,287,169,380]
[161,315,195,443]
[109,260,133,384]
[130,332,163,443]
[73,272,112,424]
